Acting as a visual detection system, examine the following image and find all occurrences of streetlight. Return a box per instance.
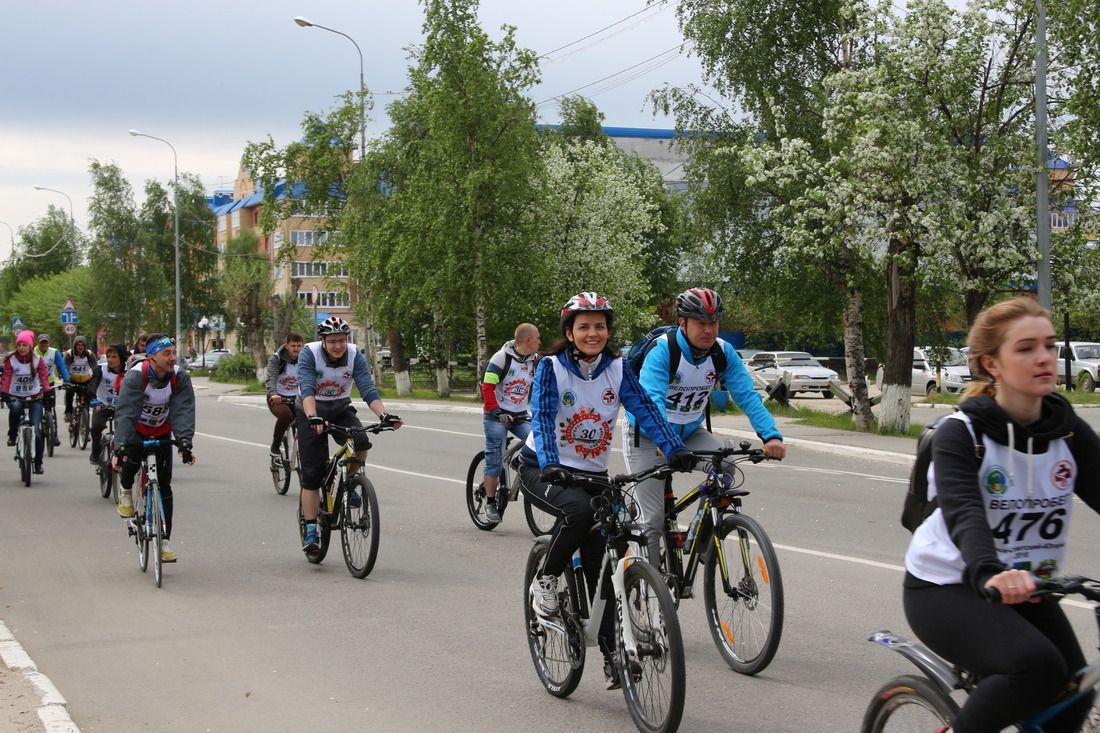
[293,16,366,161]
[31,186,77,269]
[0,221,14,260]
[128,129,182,351]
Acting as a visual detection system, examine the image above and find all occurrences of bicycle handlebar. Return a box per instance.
[554,463,682,491]
[325,419,399,437]
[983,574,1100,603]
[690,439,782,466]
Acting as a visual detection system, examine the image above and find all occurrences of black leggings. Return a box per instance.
[119,442,175,540]
[903,579,1091,733]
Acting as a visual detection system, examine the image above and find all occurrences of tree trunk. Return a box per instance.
[880,235,918,434]
[475,296,487,384]
[390,330,411,397]
[433,311,450,398]
[963,289,987,332]
[842,286,874,431]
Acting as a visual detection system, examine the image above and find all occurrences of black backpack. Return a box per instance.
[902,412,984,532]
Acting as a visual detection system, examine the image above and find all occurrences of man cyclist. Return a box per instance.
[87,343,129,465]
[296,317,402,555]
[63,335,96,422]
[479,323,540,522]
[34,333,70,446]
[623,288,786,563]
[113,335,196,563]
[266,331,304,460]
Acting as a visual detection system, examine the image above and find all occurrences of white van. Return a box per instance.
[1055,341,1100,391]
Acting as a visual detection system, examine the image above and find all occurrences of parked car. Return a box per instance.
[191,349,233,370]
[744,351,840,397]
[876,346,972,396]
[1055,341,1100,391]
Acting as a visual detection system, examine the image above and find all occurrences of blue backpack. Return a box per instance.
[625,325,727,381]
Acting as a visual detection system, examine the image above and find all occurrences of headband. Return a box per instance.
[146,337,174,357]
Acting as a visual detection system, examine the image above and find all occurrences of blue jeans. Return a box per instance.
[483,413,530,477]
[8,399,44,465]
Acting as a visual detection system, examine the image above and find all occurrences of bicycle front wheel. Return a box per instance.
[68,413,78,448]
[151,484,164,588]
[135,488,149,572]
[19,427,32,487]
[341,474,380,578]
[618,560,686,733]
[272,435,291,495]
[465,451,499,530]
[78,407,90,450]
[45,411,56,457]
[98,440,114,499]
[703,512,784,675]
[861,674,958,732]
[523,542,584,698]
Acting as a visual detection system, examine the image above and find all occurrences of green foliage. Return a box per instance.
[211,352,257,383]
[0,207,79,310]
[0,269,92,346]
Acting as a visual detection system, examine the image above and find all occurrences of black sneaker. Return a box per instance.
[6,436,14,446]
[33,464,44,475]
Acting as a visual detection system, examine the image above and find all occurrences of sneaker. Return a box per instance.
[160,539,177,563]
[89,453,99,465]
[303,524,320,553]
[346,489,362,510]
[63,411,72,422]
[603,656,621,690]
[269,444,281,457]
[530,574,559,618]
[6,436,15,446]
[33,464,44,475]
[118,490,135,518]
[484,500,501,523]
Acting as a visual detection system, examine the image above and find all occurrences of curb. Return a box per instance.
[0,621,80,733]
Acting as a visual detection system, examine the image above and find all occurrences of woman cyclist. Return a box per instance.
[518,292,694,688]
[903,298,1100,733]
[87,343,129,465]
[2,330,53,474]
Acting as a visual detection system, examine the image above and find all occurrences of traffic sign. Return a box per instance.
[62,298,76,311]
[12,317,24,332]
[63,323,77,336]
[60,311,79,324]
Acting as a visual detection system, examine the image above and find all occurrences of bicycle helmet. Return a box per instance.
[676,288,723,322]
[317,316,351,338]
[560,292,614,335]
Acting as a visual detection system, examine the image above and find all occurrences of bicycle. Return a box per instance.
[271,402,300,496]
[66,383,92,450]
[9,397,39,487]
[122,438,185,588]
[91,402,117,501]
[862,574,1100,732]
[296,418,397,578]
[465,418,555,535]
[523,465,686,733]
[42,390,59,457]
[642,439,784,675]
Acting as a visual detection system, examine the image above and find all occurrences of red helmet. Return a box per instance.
[676,288,723,322]
[560,292,614,335]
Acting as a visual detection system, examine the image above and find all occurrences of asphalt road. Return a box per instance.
[1,394,1098,732]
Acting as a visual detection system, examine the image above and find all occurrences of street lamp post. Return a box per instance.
[0,221,14,261]
[128,129,182,351]
[31,186,77,269]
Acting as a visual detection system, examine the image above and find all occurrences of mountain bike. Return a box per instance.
[643,440,784,675]
[10,397,39,487]
[123,438,184,588]
[42,391,59,457]
[271,404,300,496]
[466,419,555,535]
[862,574,1100,732]
[66,383,91,450]
[523,465,686,733]
[296,418,397,578]
[91,402,117,501]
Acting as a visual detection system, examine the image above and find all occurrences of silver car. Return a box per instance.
[877,347,972,396]
[745,351,840,397]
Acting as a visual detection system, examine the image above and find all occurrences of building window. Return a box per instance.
[289,230,330,247]
[290,261,349,278]
[231,210,241,229]
[297,290,351,308]
[218,215,227,232]
[1051,211,1078,229]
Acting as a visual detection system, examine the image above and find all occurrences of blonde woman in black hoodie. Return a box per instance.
[903,298,1100,733]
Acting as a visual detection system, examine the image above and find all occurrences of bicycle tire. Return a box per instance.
[703,512,784,675]
[298,503,331,564]
[20,426,32,487]
[465,451,500,530]
[78,407,90,450]
[861,674,958,732]
[107,434,119,504]
[523,542,585,698]
[135,486,149,572]
[618,559,686,733]
[272,434,291,495]
[68,412,78,448]
[341,474,380,578]
[45,410,55,458]
[151,483,164,588]
[98,440,113,498]
[524,498,556,536]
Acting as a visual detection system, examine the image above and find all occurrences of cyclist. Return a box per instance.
[113,335,196,563]
[1,330,53,474]
[624,287,785,562]
[87,343,129,465]
[903,298,1100,733]
[517,292,694,688]
[265,331,304,458]
[296,317,402,555]
[480,323,541,522]
[63,335,96,422]
[126,333,148,369]
[34,333,70,446]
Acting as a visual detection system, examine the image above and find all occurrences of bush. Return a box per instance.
[212,353,257,384]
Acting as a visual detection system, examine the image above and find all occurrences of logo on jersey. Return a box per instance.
[601,388,616,406]
[341,369,352,380]
[704,369,717,385]
[561,391,576,407]
[506,381,530,404]
[559,408,612,460]
[671,371,683,385]
[984,466,1008,495]
[1050,460,1073,491]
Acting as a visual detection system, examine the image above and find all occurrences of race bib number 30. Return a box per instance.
[559,408,612,460]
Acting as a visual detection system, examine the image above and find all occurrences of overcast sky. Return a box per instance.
[0,0,715,259]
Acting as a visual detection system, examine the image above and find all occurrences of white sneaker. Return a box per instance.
[160,539,177,563]
[530,573,560,618]
[118,490,134,518]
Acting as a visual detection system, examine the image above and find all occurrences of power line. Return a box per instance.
[537,43,686,106]
[539,3,666,59]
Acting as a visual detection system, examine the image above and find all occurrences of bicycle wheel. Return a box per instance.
[523,542,585,698]
[524,498,557,536]
[298,502,331,564]
[861,674,959,732]
[617,560,686,733]
[135,487,149,573]
[703,512,784,675]
[465,451,499,530]
[151,484,164,588]
[78,407,90,450]
[19,426,32,487]
[68,412,78,448]
[45,410,56,457]
[272,434,291,495]
[341,474,380,578]
[98,440,113,498]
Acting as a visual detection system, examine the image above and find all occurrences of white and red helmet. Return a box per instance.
[676,288,724,322]
[560,292,614,335]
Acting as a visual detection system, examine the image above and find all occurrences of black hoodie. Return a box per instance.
[920,393,1100,593]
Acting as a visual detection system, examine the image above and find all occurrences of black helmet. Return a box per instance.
[676,288,723,322]
[559,292,614,335]
[317,316,351,338]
